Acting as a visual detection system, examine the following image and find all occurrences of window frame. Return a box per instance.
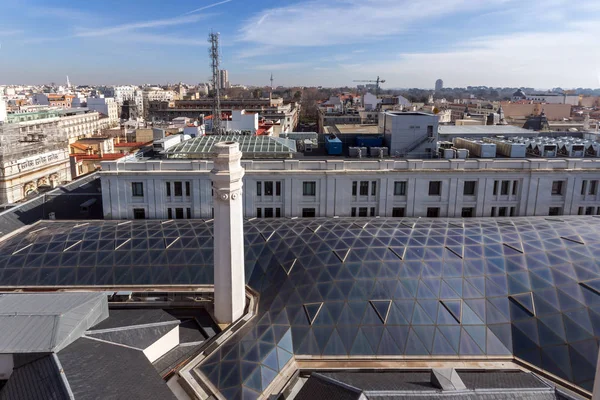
[359,181,369,196]
[426,207,440,217]
[500,180,510,195]
[392,207,405,217]
[264,182,274,196]
[133,208,145,219]
[131,182,144,197]
[551,181,563,196]
[394,181,407,196]
[463,181,476,196]
[174,182,183,197]
[303,181,316,196]
[428,181,441,196]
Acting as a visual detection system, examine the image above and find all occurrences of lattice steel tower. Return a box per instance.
[208,31,222,134]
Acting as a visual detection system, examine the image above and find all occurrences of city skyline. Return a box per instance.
[1,0,600,88]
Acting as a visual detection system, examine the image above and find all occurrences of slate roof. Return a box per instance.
[89,308,178,330]
[0,355,70,400]
[1,216,600,399]
[58,337,177,400]
[0,292,108,353]
[86,323,178,350]
[295,371,567,400]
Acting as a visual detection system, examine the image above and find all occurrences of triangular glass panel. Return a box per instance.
[440,300,461,323]
[333,249,350,263]
[509,292,535,316]
[369,300,392,324]
[281,258,297,275]
[580,280,600,296]
[303,303,323,325]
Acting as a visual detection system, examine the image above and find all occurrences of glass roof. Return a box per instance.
[0,216,599,399]
[164,135,297,159]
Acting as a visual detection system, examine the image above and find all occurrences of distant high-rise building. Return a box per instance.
[219,70,230,90]
[435,79,443,91]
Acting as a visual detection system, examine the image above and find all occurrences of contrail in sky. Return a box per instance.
[185,0,233,15]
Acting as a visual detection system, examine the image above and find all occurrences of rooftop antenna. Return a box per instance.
[208,31,222,134]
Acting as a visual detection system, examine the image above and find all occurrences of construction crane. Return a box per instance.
[353,76,386,95]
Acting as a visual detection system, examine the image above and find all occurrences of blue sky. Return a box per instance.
[1,0,600,88]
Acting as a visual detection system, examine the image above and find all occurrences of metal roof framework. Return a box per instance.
[164,135,297,159]
[0,217,599,398]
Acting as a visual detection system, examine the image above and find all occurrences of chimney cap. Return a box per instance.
[213,141,241,155]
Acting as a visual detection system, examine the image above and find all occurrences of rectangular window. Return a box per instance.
[491,207,496,217]
[581,180,587,195]
[510,207,515,216]
[175,208,184,219]
[276,182,281,196]
[256,208,262,218]
[512,181,518,195]
[501,181,510,195]
[590,180,598,195]
[359,181,369,196]
[167,208,173,219]
[427,207,440,217]
[463,181,476,196]
[351,207,357,217]
[185,182,191,196]
[548,207,562,216]
[392,207,405,217]
[174,182,183,197]
[428,181,441,196]
[302,208,316,218]
[370,207,375,217]
[186,208,191,219]
[586,206,595,215]
[427,125,434,137]
[493,181,498,195]
[257,182,262,196]
[303,182,316,196]
[578,207,584,215]
[132,182,143,197]
[212,208,214,218]
[133,208,145,219]
[352,181,357,196]
[358,207,368,217]
[498,207,507,217]
[461,207,473,218]
[275,208,281,218]
[371,181,377,196]
[265,182,273,196]
[551,181,563,195]
[394,181,407,196]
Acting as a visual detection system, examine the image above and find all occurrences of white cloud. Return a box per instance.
[184,0,233,15]
[75,14,208,37]
[110,33,207,46]
[253,63,309,71]
[239,0,506,47]
[348,21,600,88]
[0,30,23,36]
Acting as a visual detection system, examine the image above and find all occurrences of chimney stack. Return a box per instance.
[211,141,246,324]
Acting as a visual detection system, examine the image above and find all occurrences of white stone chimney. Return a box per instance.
[211,141,246,325]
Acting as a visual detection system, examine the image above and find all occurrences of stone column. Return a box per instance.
[210,142,246,325]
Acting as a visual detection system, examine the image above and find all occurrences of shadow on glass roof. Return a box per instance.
[0,216,599,399]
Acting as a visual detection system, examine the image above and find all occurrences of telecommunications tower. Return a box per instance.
[208,31,222,134]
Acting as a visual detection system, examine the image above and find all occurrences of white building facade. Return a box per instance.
[87,97,119,127]
[100,157,600,220]
[380,111,439,157]
[58,112,100,143]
